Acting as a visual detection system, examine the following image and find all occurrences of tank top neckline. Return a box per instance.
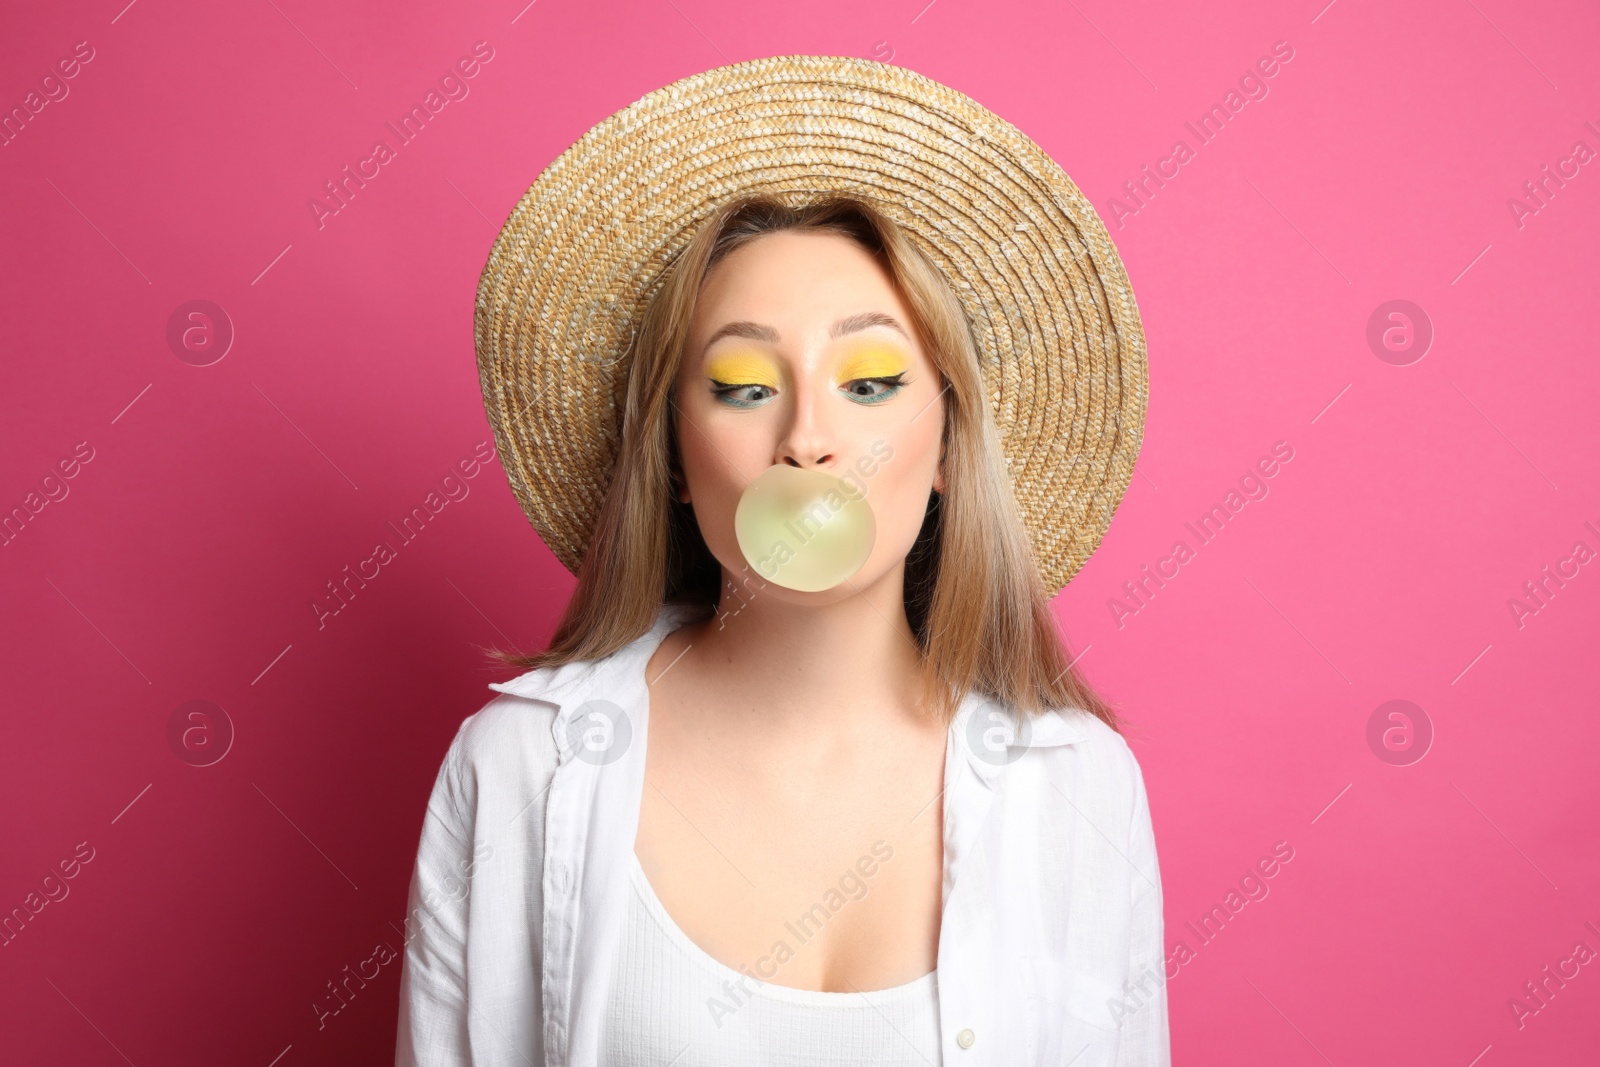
[625,849,938,1008]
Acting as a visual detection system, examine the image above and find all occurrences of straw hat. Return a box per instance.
[474,54,1147,593]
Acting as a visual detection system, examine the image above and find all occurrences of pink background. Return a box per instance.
[3,0,1597,1063]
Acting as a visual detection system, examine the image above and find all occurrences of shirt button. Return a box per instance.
[956,1028,975,1049]
[553,863,571,895]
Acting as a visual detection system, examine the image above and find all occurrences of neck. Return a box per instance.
[670,561,930,737]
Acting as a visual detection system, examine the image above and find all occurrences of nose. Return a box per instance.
[774,372,839,472]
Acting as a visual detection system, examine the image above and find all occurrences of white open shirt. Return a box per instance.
[395,601,1171,1065]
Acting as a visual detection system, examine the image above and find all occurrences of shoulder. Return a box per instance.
[1028,705,1152,822]
[455,683,561,762]
[1026,702,1144,775]
[430,667,571,817]
[1061,708,1145,781]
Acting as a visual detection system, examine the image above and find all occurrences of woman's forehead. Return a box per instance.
[690,237,915,352]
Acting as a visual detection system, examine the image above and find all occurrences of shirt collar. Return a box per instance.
[952,688,1086,782]
[485,603,701,768]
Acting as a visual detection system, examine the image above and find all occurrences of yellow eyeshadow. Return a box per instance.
[705,351,780,387]
[834,346,909,383]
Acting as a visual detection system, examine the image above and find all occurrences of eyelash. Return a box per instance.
[711,372,909,409]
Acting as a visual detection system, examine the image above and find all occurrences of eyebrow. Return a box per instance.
[699,311,910,358]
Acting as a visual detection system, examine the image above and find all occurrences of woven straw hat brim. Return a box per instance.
[475,54,1146,592]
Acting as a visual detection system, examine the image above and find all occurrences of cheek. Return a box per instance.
[679,406,766,490]
[864,421,942,546]
[676,422,751,554]
[679,382,766,451]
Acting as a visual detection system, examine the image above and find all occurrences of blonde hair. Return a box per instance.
[488,192,1120,732]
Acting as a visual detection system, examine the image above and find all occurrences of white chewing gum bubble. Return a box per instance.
[734,465,876,592]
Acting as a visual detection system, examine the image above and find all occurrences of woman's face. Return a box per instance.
[673,230,947,604]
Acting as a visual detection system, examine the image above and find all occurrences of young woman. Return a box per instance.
[398,57,1165,1067]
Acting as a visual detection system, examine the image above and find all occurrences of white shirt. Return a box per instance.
[600,849,943,1065]
[395,601,1171,1066]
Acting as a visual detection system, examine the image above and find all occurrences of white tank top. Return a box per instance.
[599,851,944,1065]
